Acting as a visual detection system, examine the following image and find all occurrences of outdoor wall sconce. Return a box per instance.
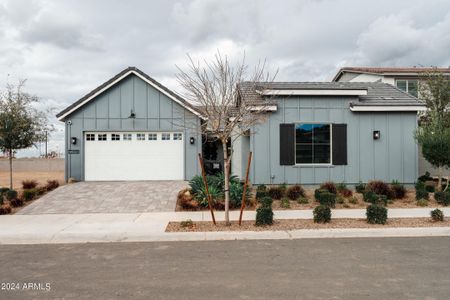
[190,137,195,145]
[71,137,77,145]
[128,109,136,119]
[373,130,381,140]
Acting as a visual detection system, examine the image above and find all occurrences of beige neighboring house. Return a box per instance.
[333,67,450,178]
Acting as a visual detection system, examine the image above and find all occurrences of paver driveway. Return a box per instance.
[17,181,188,214]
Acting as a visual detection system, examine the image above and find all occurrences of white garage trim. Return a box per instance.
[84,131,184,181]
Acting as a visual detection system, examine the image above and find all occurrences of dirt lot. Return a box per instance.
[166,218,450,232]
[0,171,64,190]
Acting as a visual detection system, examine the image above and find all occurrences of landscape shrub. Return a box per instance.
[355,181,366,193]
[425,183,436,193]
[314,189,328,200]
[256,190,268,201]
[415,181,426,191]
[297,197,309,204]
[180,219,195,228]
[415,189,429,201]
[430,208,444,222]
[316,191,336,208]
[363,191,378,203]
[256,184,267,192]
[340,188,353,198]
[0,204,12,215]
[418,172,433,182]
[177,188,199,210]
[6,190,17,201]
[36,186,47,196]
[319,182,337,194]
[390,181,406,199]
[286,185,305,200]
[280,197,290,209]
[22,189,37,202]
[45,180,60,192]
[0,187,9,196]
[366,204,388,224]
[366,180,393,199]
[336,195,345,204]
[416,199,428,207]
[260,196,273,208]
[255,207,274,226]
[349,197,358,204]
[21,179,38,189]
[268,186,284,200]
[189,175,222,207]
[229,181,250,208]
[9,198,24,208]
[279,183,288,192]
[313,205,331,223]
[434,191,450,206]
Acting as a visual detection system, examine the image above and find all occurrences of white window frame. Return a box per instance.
[123,133,132,141]
[86,134,95,141]
[111,133,120,141]
[148,133,157,141]
[173,133,182,140]
[98,134,107,141]
[162,133,171,141]
[294,122,333,166]
[395,79,418,97]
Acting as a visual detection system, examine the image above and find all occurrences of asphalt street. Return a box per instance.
[0,237,449,299]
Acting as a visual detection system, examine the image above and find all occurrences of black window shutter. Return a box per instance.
[280,123,295,165]
[332,123,347,165]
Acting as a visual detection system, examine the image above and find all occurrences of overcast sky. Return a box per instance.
[1,0,450,156]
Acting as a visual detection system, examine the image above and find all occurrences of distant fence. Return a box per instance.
[0,158,64,172]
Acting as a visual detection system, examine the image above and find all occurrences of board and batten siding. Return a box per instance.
[64,74,201,181]
[250,96,418,185]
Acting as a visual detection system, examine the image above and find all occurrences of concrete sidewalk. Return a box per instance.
[1,208,449,244]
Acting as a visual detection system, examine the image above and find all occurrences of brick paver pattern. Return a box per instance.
[18,181,188,214]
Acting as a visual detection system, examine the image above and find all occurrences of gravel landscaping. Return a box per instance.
[166,218,450,232]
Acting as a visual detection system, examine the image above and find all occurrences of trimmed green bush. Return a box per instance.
[319,182,337,194]
[314,188,327,200]
[6,190,17,201]
[268,186,284,200]
[280,197,290,209]
[418,172,433,182]
[313,205,331,223]
[260,196,273,208]
[434,191,450,206]
[363,191,378,203]
[416,198,429,207]
[255,207,274,226]
[0,187,9,196]
[415,189,429,200]
[366,204,388,224]
[297,197,309,204]
[430,208,444,222]
[286,185,305,200]
[415,181,426,191]
[425,184,436,193]
[316,191,336,208]
[22,189,37,202]
[256,190,268,201]
[355,181,366,193]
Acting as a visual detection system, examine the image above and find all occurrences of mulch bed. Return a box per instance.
[166,218,450,232]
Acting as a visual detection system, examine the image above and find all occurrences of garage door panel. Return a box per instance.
[85,132,184,181]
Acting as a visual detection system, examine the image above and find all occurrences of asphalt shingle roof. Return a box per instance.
[238,81,425,107]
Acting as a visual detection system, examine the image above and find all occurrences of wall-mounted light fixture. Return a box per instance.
[128,109,136,119]
[71,137,77,145]
[189,137,195,145]
[373,130,380,140]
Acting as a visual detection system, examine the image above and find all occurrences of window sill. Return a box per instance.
[293,164,334,168]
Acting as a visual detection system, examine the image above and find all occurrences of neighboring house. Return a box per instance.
[58,67,425,184]
[333,67,450,176]
[56,67,203,181]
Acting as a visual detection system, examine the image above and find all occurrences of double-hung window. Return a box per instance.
[295,123,331,164]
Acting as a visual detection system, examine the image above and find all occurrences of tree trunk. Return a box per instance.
[222,140,231,226]
[9,149,13,190]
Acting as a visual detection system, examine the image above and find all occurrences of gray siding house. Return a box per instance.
[58,67,425,185]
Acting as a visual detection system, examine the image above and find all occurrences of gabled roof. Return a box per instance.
[239,81,425,111]
[56,67,203,121]
[333,67,450,81]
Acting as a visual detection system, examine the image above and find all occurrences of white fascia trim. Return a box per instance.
[58,70,203,121]
[350,106,427,112]
[248,105,277,111]
[259,89,367,96]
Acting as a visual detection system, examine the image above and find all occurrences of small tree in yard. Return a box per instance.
[415,69,450,191]
[177,53,275,225]
[0,81,50,189]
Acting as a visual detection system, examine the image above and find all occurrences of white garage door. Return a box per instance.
[84,132,184,181]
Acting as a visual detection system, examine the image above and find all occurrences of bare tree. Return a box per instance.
[177,52,276,225]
